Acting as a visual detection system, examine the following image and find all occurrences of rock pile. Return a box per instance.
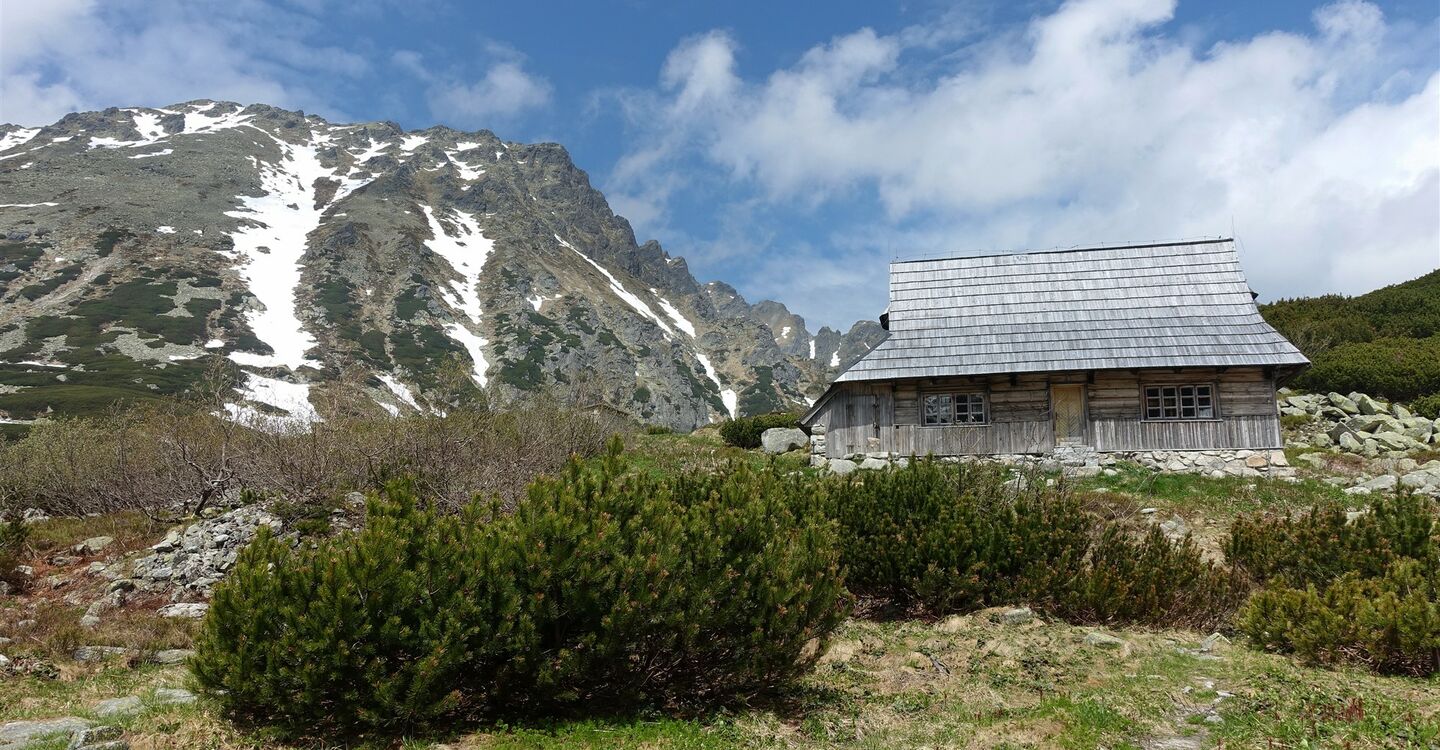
[1280,391,1436,456]
[129,505,283,600]
[816,447,1293,479]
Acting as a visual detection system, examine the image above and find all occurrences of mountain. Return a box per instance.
[0,101,884,430]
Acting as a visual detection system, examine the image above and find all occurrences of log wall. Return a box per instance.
[814,367,1281,456]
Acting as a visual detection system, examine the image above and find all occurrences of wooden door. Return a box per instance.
[1051,385,1086,445]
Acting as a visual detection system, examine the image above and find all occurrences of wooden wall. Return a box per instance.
[813,367,1280,456]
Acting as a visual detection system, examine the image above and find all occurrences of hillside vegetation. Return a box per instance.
[1261,270,1440,402]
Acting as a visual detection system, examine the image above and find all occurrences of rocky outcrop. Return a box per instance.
[1281,390,1436,456]
[129,505,282,599]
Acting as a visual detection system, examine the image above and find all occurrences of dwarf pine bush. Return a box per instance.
[496,447,848,709]
[822,460,1091,613]
[718,412,800,449]
[1226,495,1438,587]
[1238,559,1440,676]
[192,481,523,732]
[1048,524,1239,630]
[193,441,848,733]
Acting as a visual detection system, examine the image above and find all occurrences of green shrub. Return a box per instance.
[1410,393,1440,420]
[1290,335,1440,402]
[0,516,29,593]
[643,424,673,435]
[192,481,521,732]
[1226,495,1438,588]
[497,446,848,708]
[718,412,800,449]
[1049,524,1239,630]
[1238,559,1440,676]
[822,460,1090,614]
[193,443,848,734]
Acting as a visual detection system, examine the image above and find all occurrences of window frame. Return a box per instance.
[1142,383,1219,421]
[921,391,989,427]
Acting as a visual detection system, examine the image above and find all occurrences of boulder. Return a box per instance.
[1327,392,1360,414]
[859,457,890,471]
[0,718,92,748]
[157,603,209,619]
[152,687,197,706]
[1356,394,1389,415]
[91,696,142,718]
[1372,432,1417,452]
[759,427,808,454]
[1000,607,1035,625]
[1360,474,1398,492]
[827,459,859,476]
[1083,631,1128,649]
[148,649,195,665]
[72,536,115,556]
[1393,403,1413,420]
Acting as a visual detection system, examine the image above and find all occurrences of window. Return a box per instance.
[1144,385,1215,420]
[923,393,987,425]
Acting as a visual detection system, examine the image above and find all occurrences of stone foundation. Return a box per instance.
[815,445,1295,479]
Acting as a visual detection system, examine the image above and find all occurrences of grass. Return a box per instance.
[2,437,1436,748]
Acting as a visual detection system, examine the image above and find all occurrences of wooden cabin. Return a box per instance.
[802,239,1309,457]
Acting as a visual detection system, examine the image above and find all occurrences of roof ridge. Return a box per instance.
[891,237,1233,266]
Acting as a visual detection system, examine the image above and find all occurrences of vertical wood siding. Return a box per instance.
[814,367,1281,455]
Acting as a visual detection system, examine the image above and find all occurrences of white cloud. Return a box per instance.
[391,49,551,127]
[613,0,1440,329]
[0,0,368,125]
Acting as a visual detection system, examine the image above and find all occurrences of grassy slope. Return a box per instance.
[3,433,1437,749]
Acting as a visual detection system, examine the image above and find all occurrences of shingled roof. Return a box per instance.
[835,238,1309,383]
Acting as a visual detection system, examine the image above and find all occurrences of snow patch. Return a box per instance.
[809,340,816,359]
[829,350,840,367]
[779,325,791,340]
[557,235,675,337]
[156,226,176,234]
[182,107,252,134]
[203,339,225,349]
[0,202,59,208]
[377,373,421,411]
[51,136,73,143]
[129,149,173,159]
[422,205,494,386]
[225,129,367,370]
[655,297,697,337]
[224,372,318,429]
[453,141,481,151]
[692,351,737,419]
[0,128,40,152]
[447,151,486,181]
[400,134,428,151]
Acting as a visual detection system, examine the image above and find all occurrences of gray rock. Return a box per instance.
[1361,474,1398,492]
[72,536,115,556]
[1355,394,1389,415]
[68,725,123,750]
[91,696,142,718]
[1327,392,1359,413]
[156,603,208,619]
[809,454,827,468]
[1393,403,1413,420]
[73,646,136,663]
[148,649,195,665]
[152,687,197,705]
[858,457,890,471]
[1083,631,1127,649]
[1337,432,1363,452]
[1159,515,1189,540]
[1199,632,1230,653]
[999,607,1035,625]
[759,427,809,454]
[827,458,859,476]
[0,717,92,748]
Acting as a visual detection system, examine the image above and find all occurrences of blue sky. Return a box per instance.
[3,0,1437,330]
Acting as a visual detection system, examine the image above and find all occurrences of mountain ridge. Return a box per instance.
[0,100,883,429]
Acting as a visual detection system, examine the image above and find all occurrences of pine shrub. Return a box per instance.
[496,446,848,708]
[0,516,29,593]
[1411,393,1440,420]
[1048,524,1239,630]
[1226,495,1438,588]
[718,412,800,449]
[192,481,525,733]
[193,442,848,733]
[822,460,1090,613]
[1238,559,1440,676]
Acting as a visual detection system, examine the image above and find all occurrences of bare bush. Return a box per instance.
[0,394,620,518]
